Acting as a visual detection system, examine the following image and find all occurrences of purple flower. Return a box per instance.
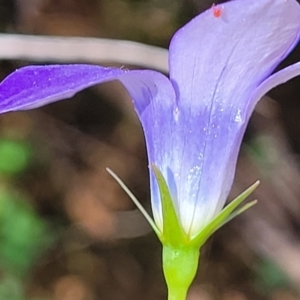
[0,0,300,236]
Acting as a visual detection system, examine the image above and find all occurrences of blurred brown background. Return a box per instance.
[0,0,300,299]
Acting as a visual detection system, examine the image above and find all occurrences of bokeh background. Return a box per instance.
[0,0,300,299]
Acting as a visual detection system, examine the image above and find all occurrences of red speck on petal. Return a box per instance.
[212,3,222,18]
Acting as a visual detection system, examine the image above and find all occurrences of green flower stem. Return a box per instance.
[107,166,258,300]
[163,244,199,300]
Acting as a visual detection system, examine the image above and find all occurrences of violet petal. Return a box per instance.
[164,0,300,234]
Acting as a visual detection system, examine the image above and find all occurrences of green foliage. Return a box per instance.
[0,137,54,300]
[0,189,54,277]
[0,275,27,300]
[0,139,31,175]
[255,258,290,295]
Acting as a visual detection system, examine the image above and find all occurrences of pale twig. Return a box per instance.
[0,34,168,72]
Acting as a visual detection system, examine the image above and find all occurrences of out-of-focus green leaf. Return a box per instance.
[0,139,31,175]
[0,274,26,300]
[254,258,290,295]
[0,189,55,277]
